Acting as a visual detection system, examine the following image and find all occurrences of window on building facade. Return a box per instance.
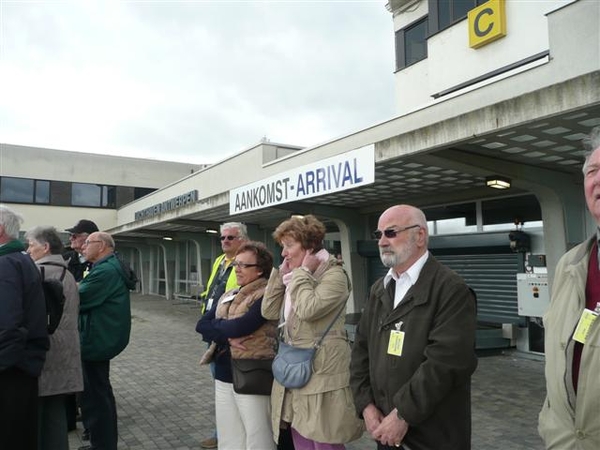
[429,0,489,34]
[0,177,50,204]
[72,183,116,208]
[134,187,157,200]
[395,17,429,71]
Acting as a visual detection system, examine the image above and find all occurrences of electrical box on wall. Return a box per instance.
[517,273,550,317]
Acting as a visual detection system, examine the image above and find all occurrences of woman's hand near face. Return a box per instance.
[279,259,292,276]
[301,250,320,273]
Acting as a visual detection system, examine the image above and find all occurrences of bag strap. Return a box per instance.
[278,298,346,347]
[39,262,67,282]
[313,302,346,348]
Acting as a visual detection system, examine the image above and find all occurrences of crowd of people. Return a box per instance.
[0,214,134,450]
[1,127,599,450]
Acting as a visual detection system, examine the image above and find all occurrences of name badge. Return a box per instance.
[573,308,598,344]
[206,298,214,311]
[387,321,405,356]
[387,330,405,356]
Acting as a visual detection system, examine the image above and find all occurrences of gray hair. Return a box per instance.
[582,126,600,174]
[0,204,24,239]
[220,222,248,239]
[25,226,64,255]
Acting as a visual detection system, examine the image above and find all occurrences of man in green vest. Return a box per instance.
[199,222,247,449]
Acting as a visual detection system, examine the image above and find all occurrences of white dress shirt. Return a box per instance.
[383,252,429,309]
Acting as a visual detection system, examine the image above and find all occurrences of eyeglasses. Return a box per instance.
[220,235,239,241]
[372,224,420,240]
[84,240,102,246]
[231,261,259,269]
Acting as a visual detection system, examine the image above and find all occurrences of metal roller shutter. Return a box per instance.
[434,253,523,325]
[367,252,523,326]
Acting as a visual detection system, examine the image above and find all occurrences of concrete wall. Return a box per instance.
[0,143,205,231]
[392,0,579,114]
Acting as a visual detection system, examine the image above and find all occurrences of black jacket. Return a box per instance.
[350,255,477,450]
[0,248,49,377]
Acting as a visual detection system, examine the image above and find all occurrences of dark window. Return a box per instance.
[134,187,156,200]
[395,17,429,71]
[405,19,428,67]
[35,180,50,203]
[0,177,50,204]
[72,183,116,208]
[1,177,34,202]
[72,183,102,207]
[429,0,488,34]
[103,186,116,208]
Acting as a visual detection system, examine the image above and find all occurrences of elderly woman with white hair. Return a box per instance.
[25,226,83,450]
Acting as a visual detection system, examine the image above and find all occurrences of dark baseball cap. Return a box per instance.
[65,219,99,235]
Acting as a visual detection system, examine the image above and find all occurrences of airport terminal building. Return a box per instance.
[2,0,599,354]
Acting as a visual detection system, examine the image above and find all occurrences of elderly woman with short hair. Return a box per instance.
[25,226,83,450]
[262,214,364,450]
[196,241,278,450]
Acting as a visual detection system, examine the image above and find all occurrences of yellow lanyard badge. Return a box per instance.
[573,305,599,344]
[387,321,405,357]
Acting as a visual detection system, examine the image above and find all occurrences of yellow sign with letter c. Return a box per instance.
[468,0,506,49]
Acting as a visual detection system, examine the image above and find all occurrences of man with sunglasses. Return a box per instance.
[198,222,248,449]
[63,219,99,437]
[350,205,477,450]
[64,219,99,282]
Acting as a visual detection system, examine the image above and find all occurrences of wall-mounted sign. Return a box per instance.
[468,0,506,49]
[134,190,198,221]
[229,145,375,215]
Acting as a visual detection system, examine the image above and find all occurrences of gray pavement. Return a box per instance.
[69,294,546,450]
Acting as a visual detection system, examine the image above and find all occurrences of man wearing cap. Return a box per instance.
[64,219,99,438]
[65,219,99,282]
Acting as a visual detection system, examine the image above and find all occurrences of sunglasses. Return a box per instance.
[231,261,259,269]
[372,224,420,240]
[220,235,239,241]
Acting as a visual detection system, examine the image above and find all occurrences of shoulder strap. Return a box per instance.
[314,302,347,348]
[39,262,68,281]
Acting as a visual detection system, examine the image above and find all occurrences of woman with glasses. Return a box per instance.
[25,226,83,450]
[196,241,277,450]
[262,215,364,450]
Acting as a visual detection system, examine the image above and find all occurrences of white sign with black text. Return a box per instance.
[229,145,375,215]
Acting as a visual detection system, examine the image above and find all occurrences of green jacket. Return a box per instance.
[79,254,135,361]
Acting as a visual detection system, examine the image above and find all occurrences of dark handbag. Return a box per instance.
[231,358,274,396]
[272,303,346,389]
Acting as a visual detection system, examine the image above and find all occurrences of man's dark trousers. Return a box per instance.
[0,367,39,450]
[81,360,118,450]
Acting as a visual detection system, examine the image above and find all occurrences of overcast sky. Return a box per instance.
[1,1,396,164]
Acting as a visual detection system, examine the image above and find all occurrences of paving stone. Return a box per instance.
[69,294,546,449]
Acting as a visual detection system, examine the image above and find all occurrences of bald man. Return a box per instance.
[78,232,137,450]
[350,205,477,450]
